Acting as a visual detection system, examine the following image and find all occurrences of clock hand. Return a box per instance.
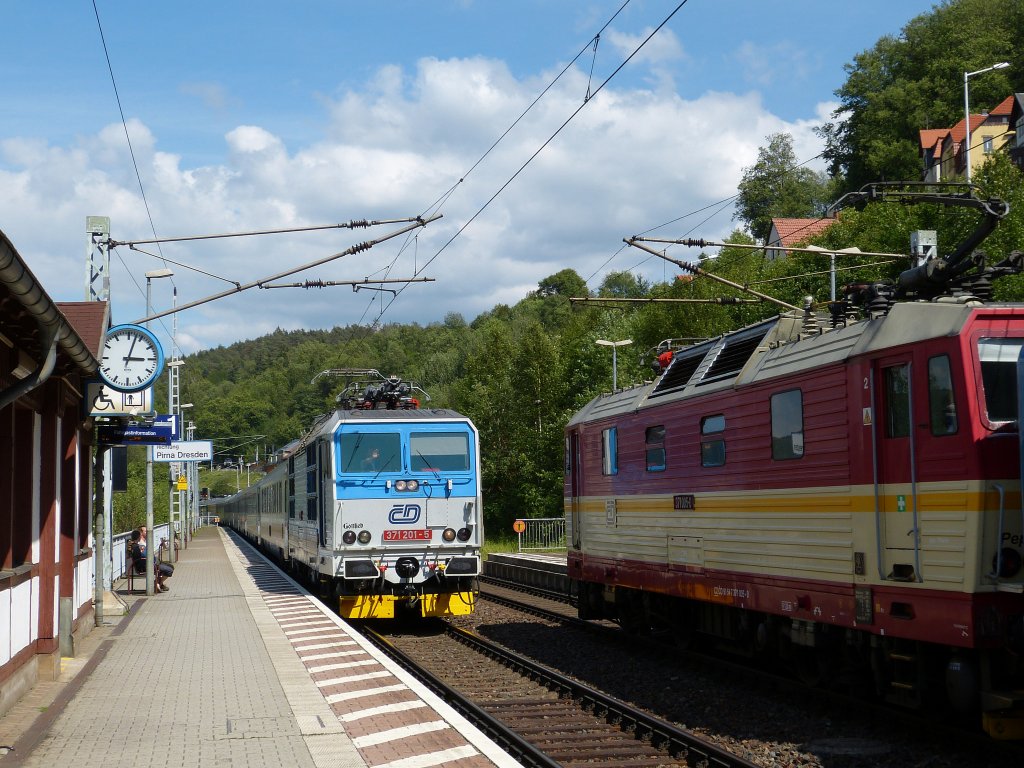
[123,336,138,365]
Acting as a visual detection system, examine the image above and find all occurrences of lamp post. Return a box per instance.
[143,268,173,596]
[596,339,633,391]
[179,403,193,545]
[963,61,1010,183]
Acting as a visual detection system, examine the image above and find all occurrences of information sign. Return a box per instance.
[153,441,214,463]
[96,423,173,446]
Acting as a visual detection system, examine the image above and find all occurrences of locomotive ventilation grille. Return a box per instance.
[652,323,771,397]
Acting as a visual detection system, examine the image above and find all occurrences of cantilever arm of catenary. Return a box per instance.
[133,214,441,324]
[624,236,800,311]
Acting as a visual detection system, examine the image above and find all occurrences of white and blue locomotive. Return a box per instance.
[210,377,483,618]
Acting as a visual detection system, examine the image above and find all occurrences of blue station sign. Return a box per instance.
[97,423,173,446]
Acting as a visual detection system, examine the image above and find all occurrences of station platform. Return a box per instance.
[482,551,569,594]
[0,527,518,768]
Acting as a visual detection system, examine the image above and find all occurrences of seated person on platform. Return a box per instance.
[131,525,174,592]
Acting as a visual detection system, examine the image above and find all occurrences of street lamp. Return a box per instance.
[143,268,172,596]
[596,339,633,391]
[963,61,1010,183]
[179,403,193,545]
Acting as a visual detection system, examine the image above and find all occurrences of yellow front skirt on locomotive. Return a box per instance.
[340,591,477,619]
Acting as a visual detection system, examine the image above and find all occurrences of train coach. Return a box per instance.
[566,190,1024,731]
[209,376,483,619]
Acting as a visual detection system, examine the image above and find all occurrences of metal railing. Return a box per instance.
[515,517,566,552]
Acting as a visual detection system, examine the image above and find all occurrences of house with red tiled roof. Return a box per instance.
[765,217,836,261]
[925,96,1014,182]
[919,128,946,183]
[1006,93,1024,171]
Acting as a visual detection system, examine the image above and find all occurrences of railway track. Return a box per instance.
[359,620,760,768]
[476,574,1024,766]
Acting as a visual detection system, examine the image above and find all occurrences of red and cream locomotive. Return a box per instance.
[565,185,1024,732]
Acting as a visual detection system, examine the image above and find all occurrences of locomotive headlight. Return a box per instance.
[456,527,472,542]
[442,527,456,542]
[357,530,372,545]
[395,480,407,491]
[406,479,419,491]
[342,530,356,545]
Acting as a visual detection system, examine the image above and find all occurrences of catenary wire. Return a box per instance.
[373,0,693,323]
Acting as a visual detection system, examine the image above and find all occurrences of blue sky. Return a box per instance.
[2,1,940,353]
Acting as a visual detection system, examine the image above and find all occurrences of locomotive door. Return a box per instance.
[874,357,922,581]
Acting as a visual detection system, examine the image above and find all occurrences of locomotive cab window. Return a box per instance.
[339,433,402,473]
[884,364,911,438]
[700,415,725,467]
[928,355,958,436]
[410,432,469,471]
[770,389,804,459]
[645,425,666,472]
[978,338,1024,424]
[602,427,618,475]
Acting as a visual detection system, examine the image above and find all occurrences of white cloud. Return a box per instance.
[1,54,826,352]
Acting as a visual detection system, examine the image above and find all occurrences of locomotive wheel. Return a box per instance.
[615,590,649,635]
[669,604,697,650]
[793,646,828,687]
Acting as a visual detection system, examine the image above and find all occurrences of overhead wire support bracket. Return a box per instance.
[133,214,441,324]
[625,236,801,312]
[108,217,416,248]
[259,277,435,291]
[569,296,760,305]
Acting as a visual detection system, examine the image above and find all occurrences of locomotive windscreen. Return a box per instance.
[339,432,402,473]
[978,338,1024,423]
[410,432,470,471]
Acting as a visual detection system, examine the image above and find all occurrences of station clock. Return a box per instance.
[98,324,165,392]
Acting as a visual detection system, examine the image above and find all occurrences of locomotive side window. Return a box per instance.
[927,355,958,436]
[288,456,296,519]
[701,415,725,467]
[645,425,666,472]
[601,427,618,475]
[306,444,318,522]
[884,365,911,438]
[339,433,402,473]
[978,338,1024,423]
[410,432,469,471]
[770,389,804,459]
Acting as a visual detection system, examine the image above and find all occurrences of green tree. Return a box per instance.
[735,133,832,242]
[818,0,1023,191]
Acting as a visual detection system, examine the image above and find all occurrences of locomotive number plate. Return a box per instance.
[383,529,431,541]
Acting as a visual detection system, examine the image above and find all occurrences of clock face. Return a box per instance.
[98,324,165,392]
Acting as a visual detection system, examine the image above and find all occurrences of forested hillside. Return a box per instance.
[115,0,1024,537]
